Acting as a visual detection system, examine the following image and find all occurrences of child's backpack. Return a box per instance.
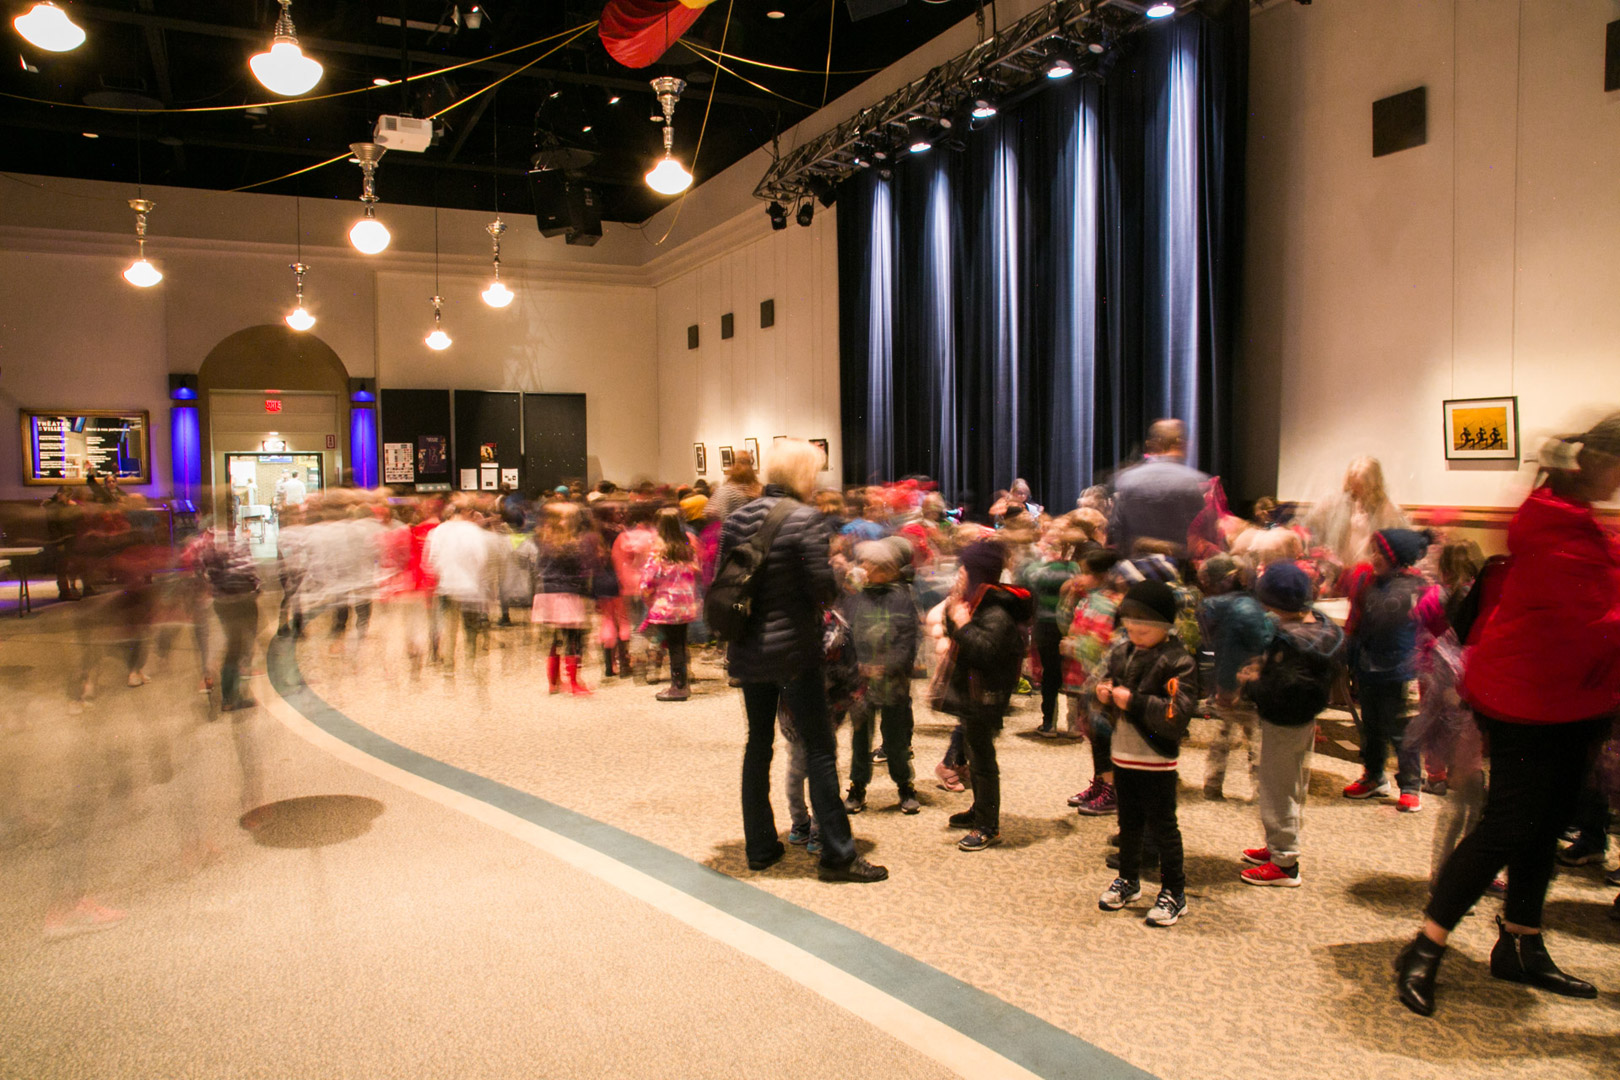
[1248,613,1345,727]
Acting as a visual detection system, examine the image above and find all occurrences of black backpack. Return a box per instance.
[1247,613,1345,727]
[704,499,798,642]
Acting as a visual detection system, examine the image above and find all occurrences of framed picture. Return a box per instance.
[1443,396,1519,461]
[745,437,760,466]
[693,442,707,475]
[21,409,151,486]
[809,438,830,470]
[719,445,734,470]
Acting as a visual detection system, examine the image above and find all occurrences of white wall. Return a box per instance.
[651,207,842,488]
[1244,0,1620,508]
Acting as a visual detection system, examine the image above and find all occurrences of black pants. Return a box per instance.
[849,700,915,793]
[1090,713,1114,778]
[1357,677,1421,793]
[214,592,261,707]
[1115,768,1185,894]
[1034,621,1063,726]
[741,669,857,869]
[331,600,371,636]
[1427,714,1610,930]
[656,623,689,686]
[961,702,1005,833]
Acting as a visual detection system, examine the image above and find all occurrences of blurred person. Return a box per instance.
[840,537,922,815]
[639,508,703,701]
[524,501,596,696]
[719,439,887,883]
[841,486,891,543]
[1019,523,1081,736]
[1063,550,1126,814]
[1304,457,1408,592]
[708,450,762,522]
[424,503,496,676]
[1198,554,1272,800]
[1397,414,1620,1017]
[1108,419,1209,556]
[589,501,631,679]
[612,501,659,679]
[195,518,262,712]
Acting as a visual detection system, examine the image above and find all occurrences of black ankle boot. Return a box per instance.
[602,647,617,678]
[1489,917,1597,998]
[1394,933,1446,1017]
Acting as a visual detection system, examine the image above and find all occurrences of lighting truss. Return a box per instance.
[754,0,1157,205]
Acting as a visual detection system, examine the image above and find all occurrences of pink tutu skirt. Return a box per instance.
[531,592,587,628]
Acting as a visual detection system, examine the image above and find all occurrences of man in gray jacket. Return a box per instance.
[1109,419,1208,556]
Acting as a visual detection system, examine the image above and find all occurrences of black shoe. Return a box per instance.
[1554,841,1608,867]
[843,788,866,814]
[1394,933,1447,1017]
[747,844,786,872]
[1489,917,1597,998]
[818,857,889,883]
[947,809,977,829]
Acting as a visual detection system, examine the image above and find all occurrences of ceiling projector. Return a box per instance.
[373,114,433,152]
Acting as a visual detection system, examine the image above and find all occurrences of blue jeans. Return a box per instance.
[1357,677,1421,794]
[741,669,857,868]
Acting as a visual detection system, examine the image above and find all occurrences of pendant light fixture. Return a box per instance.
[425,207,451,350]
[645,76,693,196]
[250,0,323,97]
[13,2,85,52]
[285,196,314,331]
[481,94,514,308]
[122,114,160,287]
[347,142,391,254]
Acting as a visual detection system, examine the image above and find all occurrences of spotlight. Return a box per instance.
[796,201,813,227]
[1046,57,1073,79]
[807,176,836,208]
[909,138,931,153]
[767,201,787,230]
[971,98,997,119]
[877,166,894,182]
[608,95,620,105]
[1146,2,1176,17]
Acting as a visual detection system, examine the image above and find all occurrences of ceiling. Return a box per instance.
[1,1,982,224]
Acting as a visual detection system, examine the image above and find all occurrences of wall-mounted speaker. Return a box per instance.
[687,325,699,350]
[1372,86,1427,157]
[168,373,198,400]
[528,170,602,245]
[1606,20,1619,93]
[760,299,775,329]
[721,313,735,340]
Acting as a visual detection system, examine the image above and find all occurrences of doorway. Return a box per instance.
[225,452,323,557]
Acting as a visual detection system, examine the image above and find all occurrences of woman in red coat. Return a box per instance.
[1396,414,1620,1016]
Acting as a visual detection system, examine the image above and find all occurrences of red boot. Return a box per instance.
[547,653,561,694]
[565,655,591,696]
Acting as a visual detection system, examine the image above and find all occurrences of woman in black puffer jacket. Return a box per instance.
[718,439,888,884]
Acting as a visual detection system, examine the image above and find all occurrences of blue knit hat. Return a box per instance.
[1255,561,1313,613]
[1374,528,1430,568]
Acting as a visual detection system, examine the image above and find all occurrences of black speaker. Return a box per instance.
[529,170,602,244]
[1607,20,1619,93]
[349,377,377,402]
[720,313,734,340]
[687,325,699,350]
[760,299,775,329]
[1372,86,1426,158]
[168,372,198,400]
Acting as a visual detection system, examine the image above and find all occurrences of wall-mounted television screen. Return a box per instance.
[20,409,150,486]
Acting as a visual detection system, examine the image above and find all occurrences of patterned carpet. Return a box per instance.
[295,616,1620,1080]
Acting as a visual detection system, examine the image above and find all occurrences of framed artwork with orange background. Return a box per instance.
[1443,397,1518,461]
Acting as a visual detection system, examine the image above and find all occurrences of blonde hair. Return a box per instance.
[765,439,822,500]
[1344,457,1388,510]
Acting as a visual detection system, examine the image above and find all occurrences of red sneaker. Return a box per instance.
[1343,775,1391,800]
[1241,861,1301,887]
[1241,846,1272,866]
[1397,792,1422,813]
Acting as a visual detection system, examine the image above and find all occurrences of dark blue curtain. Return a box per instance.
[838,8,1246,512]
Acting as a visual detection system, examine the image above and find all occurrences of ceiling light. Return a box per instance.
[425,296,451,350]
[608,95,620,105]
[347,142,390,254]
[482,216,514,307]
[766,9,785,17]
[971,99,997,119]
[122,198,162,288]
[82,131,98,138]
[13,3,85,52]
[1146,3,1176,17]
[373,77,393,87]
[1046,57,1073,79]
[767,201,787,230]
[250,1,323,97]
[909,138,931,153]
[1088,41,1106,55]
[581,124,592,133]
[285,263,314,330]
[645,76,693,196]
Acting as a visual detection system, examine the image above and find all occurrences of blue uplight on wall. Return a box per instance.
[170,405,201,510]
[349,406,378,488]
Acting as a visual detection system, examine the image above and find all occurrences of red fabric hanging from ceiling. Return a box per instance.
[599,0,713,69]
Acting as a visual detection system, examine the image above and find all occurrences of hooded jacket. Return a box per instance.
[945,583,1034,711]
[1461,487,1620,724]
[718,488,838,682]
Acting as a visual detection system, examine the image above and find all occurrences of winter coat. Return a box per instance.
[838,581,921,706]
[717,488,838,682]
[1347,568,1433,684]
[640,553,702,626]
[943,583,1034,713]
[1089,633,1197,766]
[1200,591,1275,695]
[1018,557,1080,625]
[1060,589,1119,695]
[1461,486,1620,724]
[519,536,595,597]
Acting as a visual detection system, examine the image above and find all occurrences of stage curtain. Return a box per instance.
[837,6,1246,513]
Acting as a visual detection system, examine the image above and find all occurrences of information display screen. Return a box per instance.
[21,409,150,486]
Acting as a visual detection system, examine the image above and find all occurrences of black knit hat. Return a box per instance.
[1255,561,1313,613]
[1374,528,1430,568]
[959,539,1007,595]
[1118,580,1178,626]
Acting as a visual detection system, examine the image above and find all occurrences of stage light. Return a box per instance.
[910,138,931,153]
[13,3,84,52]
[767,201,787,230]
[347,143,390,254]
[1146,3,1176,17]
[250,1,323,97]
[796,201,813,227]
[1046,57,1073,79]
[608,95,621,104]
[971,99,997,119]
[766,9,785,17]
[122,199,162,287]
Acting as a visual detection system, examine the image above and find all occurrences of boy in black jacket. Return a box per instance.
[841,538,923,815]
[1091,580,1197,926]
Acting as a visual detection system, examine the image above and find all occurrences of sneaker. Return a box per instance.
[1486,875,1507,897]
[1555,842,1608,867]
[1037,724,1060,738]
[1075,780,1118,816]
[1343,775,1392,800]
[1144,889,1188,927]
[935,762,967,793]
[1099,876,1143,911]
[843,788,866,814]
[898,793,921,815]
[1240,861,1301,887]
[43,897,127,939]
[818,857,889,883]
[872,747,888,763]
[947,809,978,829]
[1068,777,1101,808]
[1240,846,1272,866]
[1422,776,1449,796]
[958,829,1001,852]
[787,824,813,846]
[1397,792,1422,813]
[1016,676,1033,695]
[807,832,822,855]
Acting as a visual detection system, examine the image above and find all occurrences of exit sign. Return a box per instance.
[265,399,283,413]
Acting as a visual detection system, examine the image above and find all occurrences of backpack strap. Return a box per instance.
[749,497,799,563]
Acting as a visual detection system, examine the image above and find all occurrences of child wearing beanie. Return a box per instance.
[1198,554,1272,800]
[840,538,923,815]
[1090,579,1197,926]
[1237,561,1345,886]
[1344,527,1437,810]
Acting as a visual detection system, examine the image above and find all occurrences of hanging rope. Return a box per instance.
[673,40,813,110]
[677,40,882,76]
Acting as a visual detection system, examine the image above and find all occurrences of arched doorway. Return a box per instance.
[196,325,350,537]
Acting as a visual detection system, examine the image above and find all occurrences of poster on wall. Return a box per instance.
[416,435,448,477]
[500,467,519,489]
[479,442,498,462]
[1443,397,1519,461]
[719,445,734,470]
[383,442,415,484]
[693,443,706,475]
[480,464,499,491]
[745,437,761,467]
[21,409,150,486]
[460,468,478,491]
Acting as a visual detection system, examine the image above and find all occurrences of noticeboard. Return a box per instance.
[21,409,151,486]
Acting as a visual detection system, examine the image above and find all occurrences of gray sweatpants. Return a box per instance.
[1257,719,1317,868]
